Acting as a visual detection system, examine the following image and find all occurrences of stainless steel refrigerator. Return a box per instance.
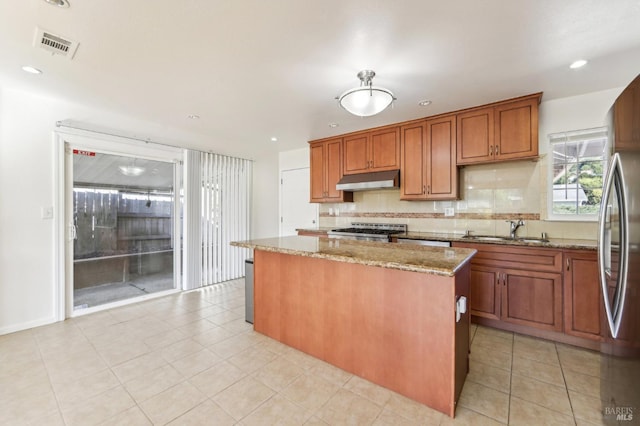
[599,73,640,425]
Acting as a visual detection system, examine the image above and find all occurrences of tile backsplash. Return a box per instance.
[319,158,597,240]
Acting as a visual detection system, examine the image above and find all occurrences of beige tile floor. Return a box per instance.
[0,279,607,425]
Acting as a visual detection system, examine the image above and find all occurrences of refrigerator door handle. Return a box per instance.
[598,153,629,339]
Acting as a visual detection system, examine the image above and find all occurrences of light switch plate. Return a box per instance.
[41,206,54,219]
[444,207,455,217]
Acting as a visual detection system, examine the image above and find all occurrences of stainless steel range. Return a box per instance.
[327,223,407,242]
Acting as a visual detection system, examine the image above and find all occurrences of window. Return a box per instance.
[549,127,608,219]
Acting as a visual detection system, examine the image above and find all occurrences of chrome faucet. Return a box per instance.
[507,220,525,239]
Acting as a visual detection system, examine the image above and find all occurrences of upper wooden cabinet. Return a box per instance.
[400,115,458,200]
[309,138,353,203]
[457,94,541,165]
[343,127,400,175]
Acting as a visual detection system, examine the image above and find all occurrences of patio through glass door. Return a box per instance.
[71,148,178,310]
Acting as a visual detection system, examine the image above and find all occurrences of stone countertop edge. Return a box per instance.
[397,231,597,250]
[294,228,597,251]
[231,236,477,277]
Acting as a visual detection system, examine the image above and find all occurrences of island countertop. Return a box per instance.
[231,235,476,277]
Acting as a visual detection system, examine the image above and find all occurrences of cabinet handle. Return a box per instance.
[496,145,500,155]
[566,258,570,271]
[490,145,493,155]
[427,185,431,194]
[423,185,426,194]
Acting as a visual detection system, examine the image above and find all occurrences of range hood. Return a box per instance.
[335,170,399,192]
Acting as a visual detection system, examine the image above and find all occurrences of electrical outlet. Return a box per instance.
[444,207,455,217]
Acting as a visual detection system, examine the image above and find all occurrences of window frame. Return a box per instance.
[547,127,609,222]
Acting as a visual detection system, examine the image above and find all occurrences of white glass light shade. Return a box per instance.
[119,165,146,176]
[338,86,395,117]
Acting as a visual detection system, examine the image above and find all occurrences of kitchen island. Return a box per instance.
[231,236,476,417]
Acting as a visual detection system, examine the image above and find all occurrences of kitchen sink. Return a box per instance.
[462,235,549,243]
[462,235,513,242]
[515,237,550,243]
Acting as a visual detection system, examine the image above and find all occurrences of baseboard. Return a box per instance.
[0,315,59,336]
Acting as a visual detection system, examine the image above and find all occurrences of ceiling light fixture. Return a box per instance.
[22,66,42,74]
[570,59,588,69]
[119,160,145,177]
[328,123,339,128]
[270,137,278,142]
[337,70,396,117]
[187,114,200,119]
[43,0,70,8]
[418,100,432,106]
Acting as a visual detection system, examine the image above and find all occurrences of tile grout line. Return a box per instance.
[555,342,579,426]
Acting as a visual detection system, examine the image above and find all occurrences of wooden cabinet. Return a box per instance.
[457,94,540,165]
[456,107,495,165]
[343,127,400,175]
[500,268,563,332]
[563,250,602,340]
[400,116,458,200]
[453,242,563,332]
[309,139,353,203]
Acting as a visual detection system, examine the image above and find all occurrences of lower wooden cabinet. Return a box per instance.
[468,265,501,321]
[563,250,602,340]
[454,242,564,332]
[501,268,563,332]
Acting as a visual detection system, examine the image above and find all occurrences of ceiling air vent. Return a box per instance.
[33,27,79,59]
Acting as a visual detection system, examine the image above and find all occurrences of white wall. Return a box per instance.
[538,87,622,155]
[279,147,309,171]
[0,86,279,334]
[251,151,280,239]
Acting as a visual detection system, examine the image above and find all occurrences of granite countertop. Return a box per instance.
[231,236,476,277]
[295,228,597,251]
[396,231,597,250]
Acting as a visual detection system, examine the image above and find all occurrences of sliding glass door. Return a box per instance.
[68,147,180,311]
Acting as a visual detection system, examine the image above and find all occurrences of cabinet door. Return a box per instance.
[309,143,326,202]
[456,106,494,165]
[501,268,563,332]
[564,251,602,340]
[426,115,458,200]
[325,139,345,200]
[494,98,538,161]
[469,265,501,321]
[343,134,369,175]
[370,127,400,172]
[400,123,426,200]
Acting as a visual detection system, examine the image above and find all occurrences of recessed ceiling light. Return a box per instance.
[328,123,339,128]
[270,137,278,142]
[418,100,432,106]
[569,59,588,69]
[43,0,70,8]
[187,114,200,119]
[22,66,42,74]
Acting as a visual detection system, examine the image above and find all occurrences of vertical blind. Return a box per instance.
[184,150,252,289]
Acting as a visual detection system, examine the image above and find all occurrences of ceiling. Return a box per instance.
[2,0,640,160]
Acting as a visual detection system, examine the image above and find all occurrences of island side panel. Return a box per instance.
[253,249,462,416]
[454,262,471,408]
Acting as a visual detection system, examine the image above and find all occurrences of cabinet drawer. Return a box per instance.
[453,242,563,273]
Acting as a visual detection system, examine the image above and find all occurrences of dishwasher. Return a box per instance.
[396,238,451,247]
